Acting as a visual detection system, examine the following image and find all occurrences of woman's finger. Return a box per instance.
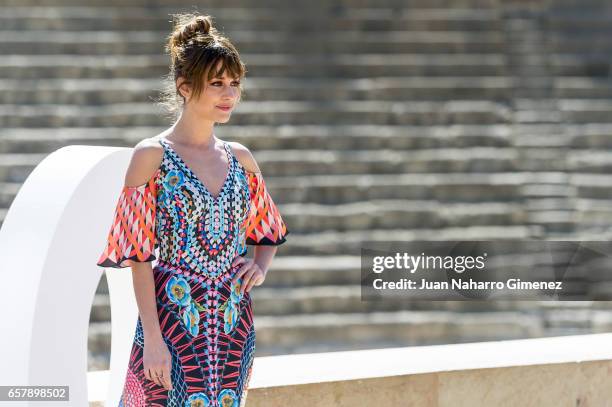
[232,259,253,285]
[162,365,173,391]
[149,369,160,386]
[246,272,264,293]
[240,267,257,294]
[149,370,160,386]
[232,265,246,285]
[154,369,167,387]
[155,373,164,387]
[160,375,172,391]
[245,271,263,293]
[232,256,246,268]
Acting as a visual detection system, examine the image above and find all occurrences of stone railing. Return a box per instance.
[89,332,612,406]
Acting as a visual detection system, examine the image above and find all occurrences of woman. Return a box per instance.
[96,12,289,407]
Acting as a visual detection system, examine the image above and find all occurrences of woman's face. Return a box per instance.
[178,62,241,123]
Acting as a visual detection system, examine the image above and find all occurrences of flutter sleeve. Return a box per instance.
[242,171,289,247]
[96,170,159,268]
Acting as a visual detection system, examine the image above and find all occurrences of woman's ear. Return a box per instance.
[176,77,192,101]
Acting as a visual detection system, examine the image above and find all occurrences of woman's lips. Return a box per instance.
[217,106,231,112]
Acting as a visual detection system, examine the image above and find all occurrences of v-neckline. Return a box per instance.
[159,137,232,201]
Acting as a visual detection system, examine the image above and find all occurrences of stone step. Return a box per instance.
[551,30,612,42]
[547,11,612,31]
[575,198,612,227]
[566,123,612,149]
[549,0,610,8]
[560,99,612,123]
[0,77,514,104]
[550,37,612,54]
[281,200,525,232]
[278,226,537,256]
[576,197,612,218]
[573,174,612,199]
[0,54,508,79]
[0,7,502,32]
[555,77,612,99]
[0,30,505,55]
[501,148,576,172]
[525,210,578,233]
[258,147,516,174]
[525,197,575,212]
[0,124,516,154]
[0,155,46,183]
[251,310,542,354]
[258,308,606,355]
[0,208,7,229]
[0,100,512,127]
[88,351,109,373]
[551,53,612,77]
[514,130,572,149]
[248,255,358,288]
[90,294,111,323]
[522,184,575,199]
[0,182,22,207]
[88,308,542,357]
[568,150,612,173]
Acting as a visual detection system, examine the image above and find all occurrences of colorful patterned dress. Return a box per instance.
[96,137,289,407]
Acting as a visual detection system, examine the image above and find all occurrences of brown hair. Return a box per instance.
[155,12,247,121]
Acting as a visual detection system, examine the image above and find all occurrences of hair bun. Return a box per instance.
[171,14,214,48]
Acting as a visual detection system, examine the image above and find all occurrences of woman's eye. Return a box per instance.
[213,81,240,86]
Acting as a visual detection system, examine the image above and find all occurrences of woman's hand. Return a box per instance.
[231,256,266,294]
[143,335,173,391]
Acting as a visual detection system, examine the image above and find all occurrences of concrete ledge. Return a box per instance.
[89,333,612,406]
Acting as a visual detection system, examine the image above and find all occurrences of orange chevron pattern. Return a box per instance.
[243,171,289,246]
[96,169,160,268]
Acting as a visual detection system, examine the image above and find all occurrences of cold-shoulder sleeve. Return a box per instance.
[96,170,159,268]
[242,171,289,247]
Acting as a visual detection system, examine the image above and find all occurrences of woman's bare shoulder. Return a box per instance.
[227,141,261,174]
[124,137,164,187]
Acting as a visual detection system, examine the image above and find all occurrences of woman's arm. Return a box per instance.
[228,142,288,294]
[130,261,162,340]
[122,139,172,390]
[123,139,164,338]
[254,245,278,277]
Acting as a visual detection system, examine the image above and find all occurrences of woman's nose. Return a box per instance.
[223,86,238,97]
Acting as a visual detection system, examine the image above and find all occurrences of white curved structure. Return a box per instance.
[0,145,143,407]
